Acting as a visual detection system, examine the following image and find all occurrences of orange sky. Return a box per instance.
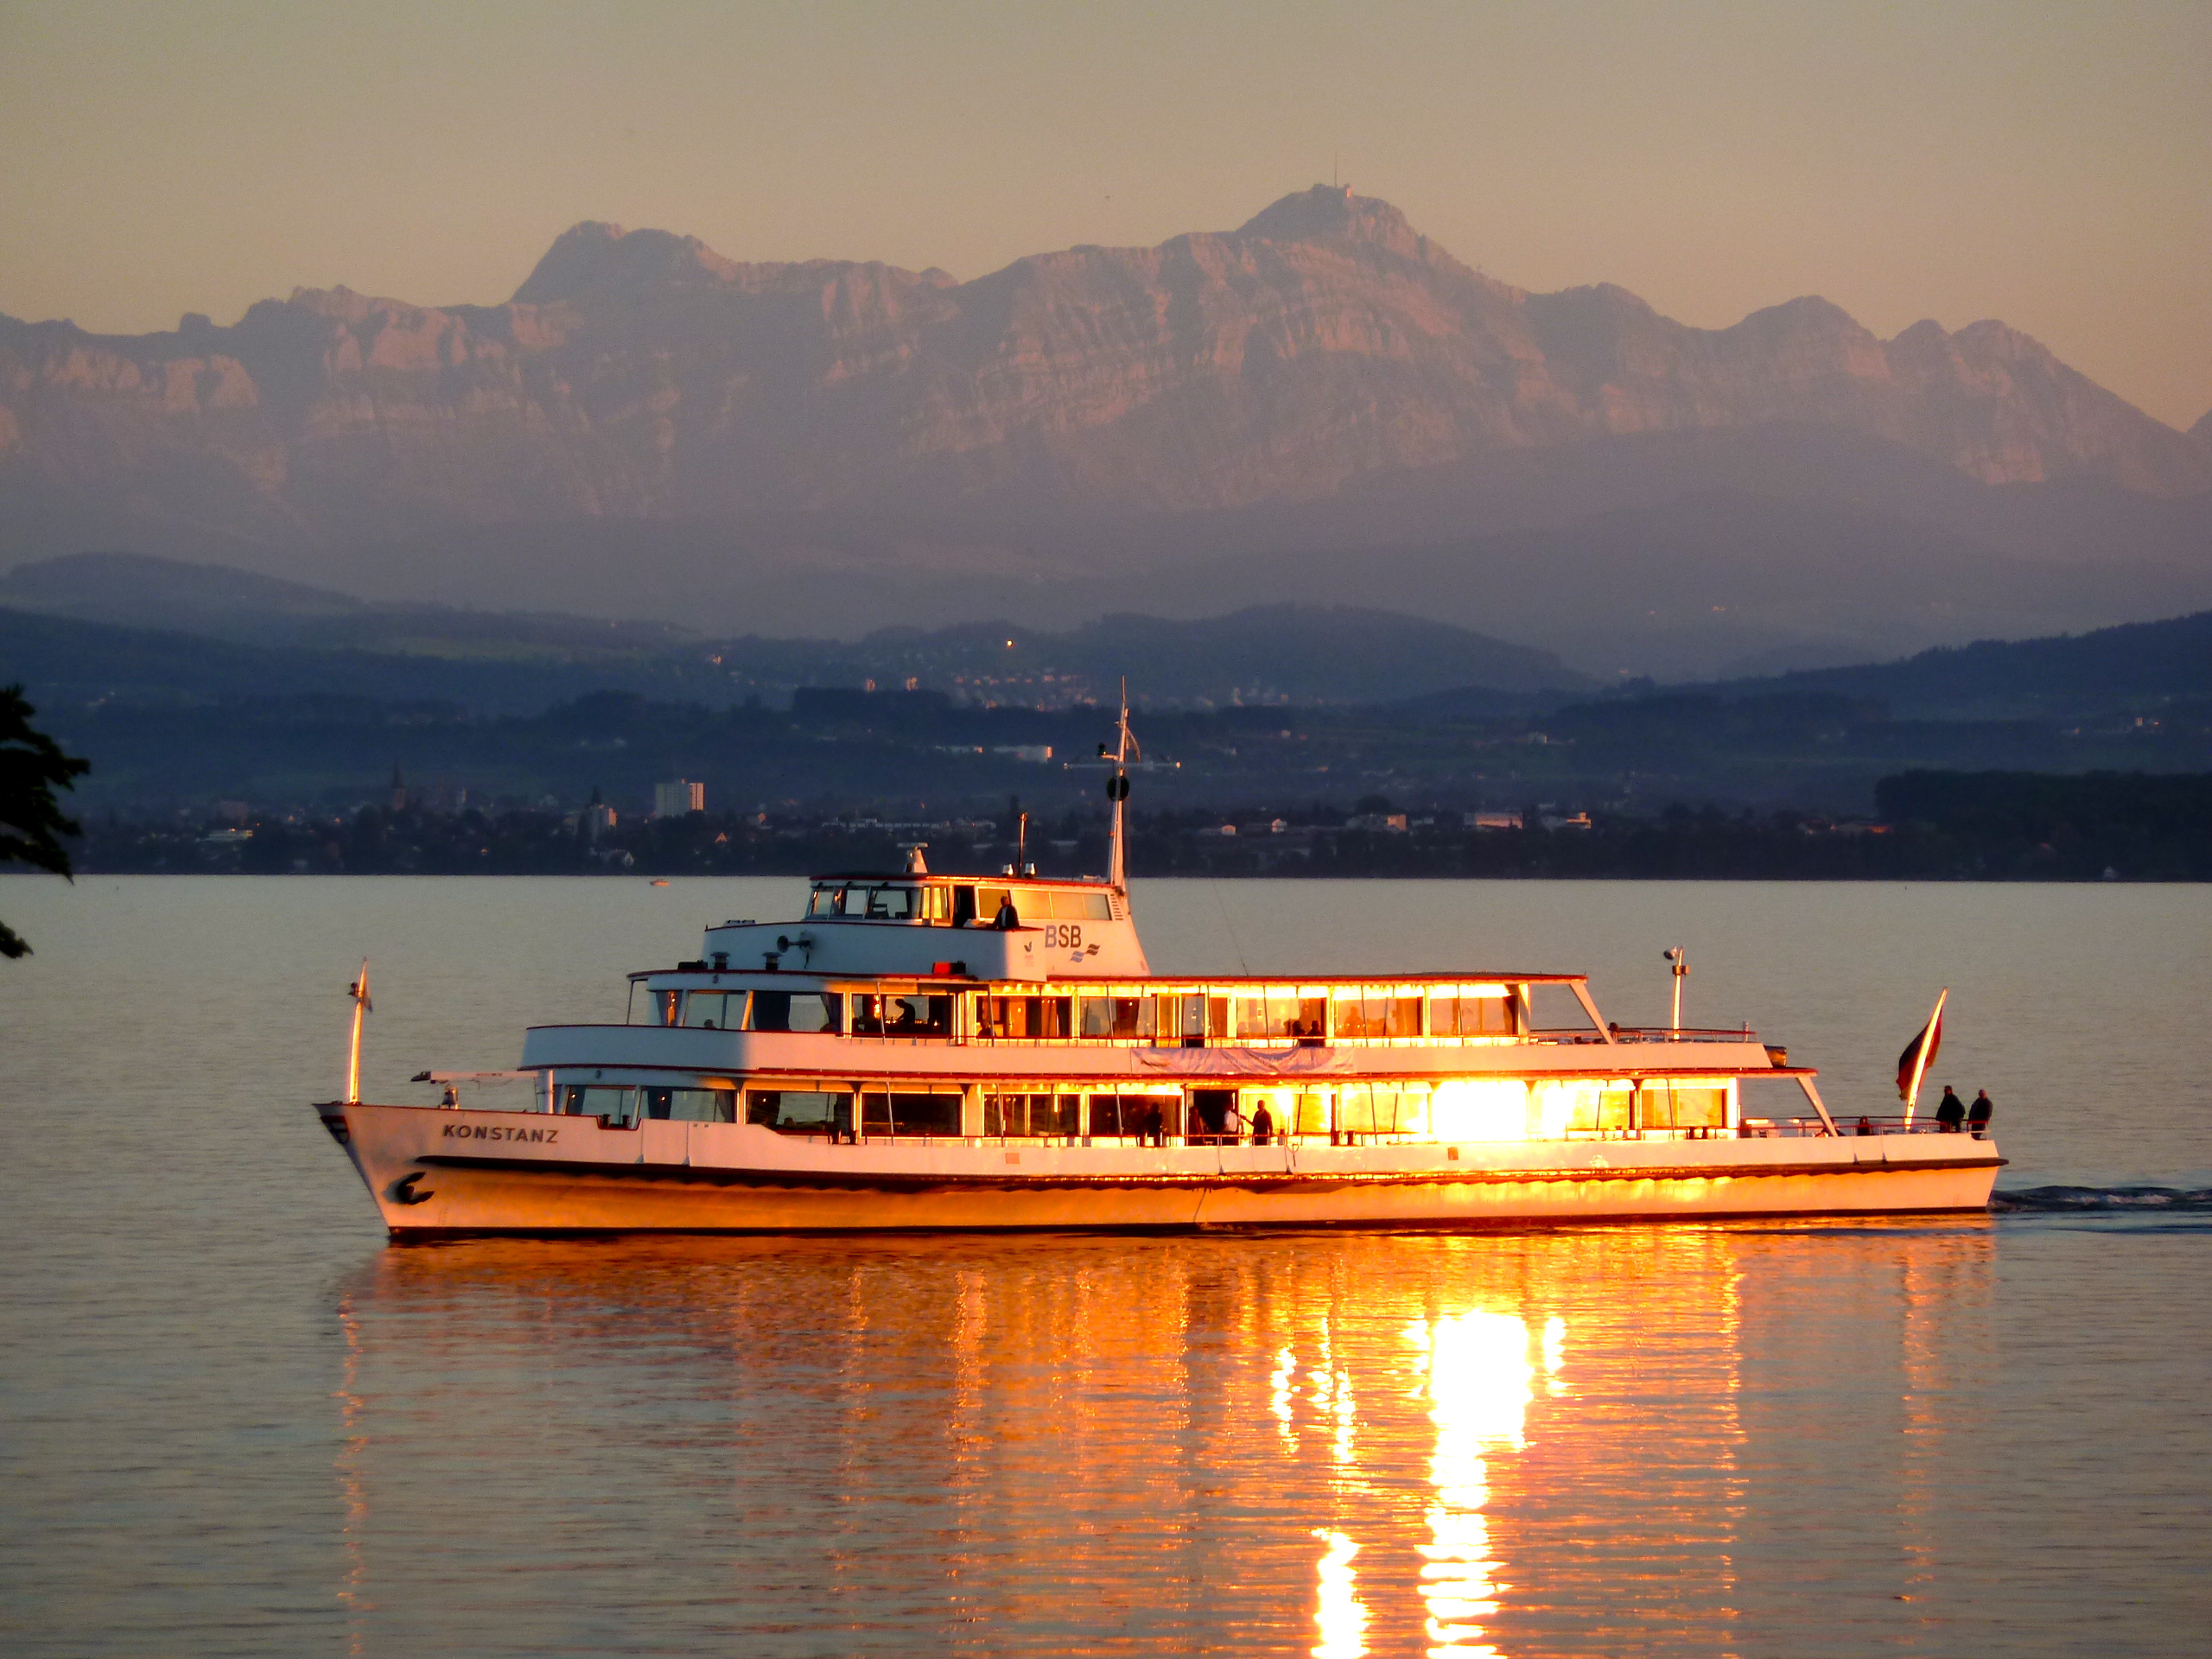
[3,0,2207,429]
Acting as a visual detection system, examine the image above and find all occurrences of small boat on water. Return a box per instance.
[315,702,1999,1236]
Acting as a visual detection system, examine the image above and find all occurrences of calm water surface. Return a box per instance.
[2,877,2208,1656]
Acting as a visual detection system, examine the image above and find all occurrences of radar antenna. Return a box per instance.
[1099,680,1139,891]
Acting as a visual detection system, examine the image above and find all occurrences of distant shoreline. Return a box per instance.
[58,775,2211,885]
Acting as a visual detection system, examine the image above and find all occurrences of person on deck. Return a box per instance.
[1968,1090,1994,1138]
[1934,1086,1967,1133]
[1249,1101,1274,1145]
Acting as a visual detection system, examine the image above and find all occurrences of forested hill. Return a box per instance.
[1729,609,2212,716]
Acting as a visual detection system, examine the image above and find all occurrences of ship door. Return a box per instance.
[1190,1088,1234,1143]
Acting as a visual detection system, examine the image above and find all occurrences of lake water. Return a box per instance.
[2,876,2208,1656]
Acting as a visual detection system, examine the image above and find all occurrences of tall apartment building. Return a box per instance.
[653,779,705,818]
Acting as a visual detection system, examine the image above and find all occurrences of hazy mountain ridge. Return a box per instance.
[1732,607,2212,716]
[3,186,2205,561]
[0,551,1588,710]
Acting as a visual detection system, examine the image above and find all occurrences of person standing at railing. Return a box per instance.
[1935,1086,1967,1133]
[1968,1090,1994,1139]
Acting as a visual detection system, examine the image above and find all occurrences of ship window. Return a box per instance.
[1162,995,1205,1042]
[747,1088,852,1135]
[1528,1082,1617,1136]
[1045,1092,1081,1135]
[683,991,746,1029]
[1432,992,1516,1038]
[849,993,950,1037]
[1234,995,1326,1042]
[985,1090,1073,1136]
[1042,889,1114,920]
[1339,1083,1431,1135]
[1087,1092,1166,1137]
[858,885,921,920]
[976,995,1071,1039]
[1332,994,1422,1039]
[745,991,841,1033]
[642,1086,736,1123]
[1639,1082,1728,1130]
[860,1089,962,1137]
[558,1084,639,1125]
[1076,995,1152,1039]
[649,989,681,1027]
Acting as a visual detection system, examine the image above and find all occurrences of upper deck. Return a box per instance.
[700,869,1149,980]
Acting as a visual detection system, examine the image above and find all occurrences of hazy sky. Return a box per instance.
[3,0,2207,429]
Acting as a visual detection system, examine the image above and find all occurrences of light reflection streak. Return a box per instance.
[1306,1349,1357,1466]
[1312,1528,1368,1658]
[1407,1311,1536,1656]
[332,1297,370,1659]
[1273,1344,1299,1446]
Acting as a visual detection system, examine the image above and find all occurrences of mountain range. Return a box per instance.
[4,186,2209,675]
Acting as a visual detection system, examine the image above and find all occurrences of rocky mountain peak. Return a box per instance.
[511,220,745,304]
[1234,185,1427,259]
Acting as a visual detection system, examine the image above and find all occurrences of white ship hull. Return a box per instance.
[321,1102,2000,1236]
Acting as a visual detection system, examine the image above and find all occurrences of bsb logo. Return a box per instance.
[440,1124,560,1143]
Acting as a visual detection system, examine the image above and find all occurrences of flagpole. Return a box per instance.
[346,959,370,1103]
[1902,987,1946,1130]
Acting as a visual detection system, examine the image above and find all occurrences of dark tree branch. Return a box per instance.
[1,683,92,958]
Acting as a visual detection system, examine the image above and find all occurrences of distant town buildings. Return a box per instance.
[653,779,705,818]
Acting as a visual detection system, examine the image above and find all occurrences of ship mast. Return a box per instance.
[1103,680,1138,891]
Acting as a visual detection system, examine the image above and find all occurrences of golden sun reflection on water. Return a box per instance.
[325,1223,1991,1656]
[1408,1310,1537,1656]
[1312,1528,1368,1659]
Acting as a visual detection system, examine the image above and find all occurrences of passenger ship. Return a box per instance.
[315,707,2000,1236]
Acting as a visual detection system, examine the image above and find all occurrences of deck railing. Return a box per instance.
[795,1118,1983,1149]
[1605,1026,1757,1044]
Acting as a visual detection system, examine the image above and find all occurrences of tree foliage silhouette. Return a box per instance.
[1,684,91,958]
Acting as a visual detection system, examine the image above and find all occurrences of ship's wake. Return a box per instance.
[1993,1184,2212,1214]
